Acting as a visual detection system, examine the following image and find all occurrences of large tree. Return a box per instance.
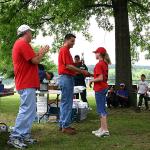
[0,0,150,88]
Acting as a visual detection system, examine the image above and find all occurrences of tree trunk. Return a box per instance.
[112,0,132,89]
[112,0,137,107]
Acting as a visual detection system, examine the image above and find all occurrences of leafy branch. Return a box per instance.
[85,3,113,9]
[0,0,12,3]
[1,0,32,23]
[129,0,150,12]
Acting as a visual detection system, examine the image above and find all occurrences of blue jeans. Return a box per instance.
[59,75,74,128]
[95,89,108,117]
[10,88,36,139]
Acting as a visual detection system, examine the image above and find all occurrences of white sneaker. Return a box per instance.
[95,130,110,137]
[7,138,27,149]
[92,128,102,134]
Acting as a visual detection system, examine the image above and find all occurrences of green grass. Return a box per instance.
[1,94,150,150]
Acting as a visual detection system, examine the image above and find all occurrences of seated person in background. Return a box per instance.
[116,83,129,108]
[0,78,4,93]
[38,64,46,82]
[38,64,54,82]
[74,55,88,103]
[107,86,117,108]
[137,74,149,110]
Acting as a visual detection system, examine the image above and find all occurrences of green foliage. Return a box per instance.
[40,55,57,72]
[0,0,150,76]
[128,1,150,61]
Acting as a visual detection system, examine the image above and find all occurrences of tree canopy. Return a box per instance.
[0,0,150,77]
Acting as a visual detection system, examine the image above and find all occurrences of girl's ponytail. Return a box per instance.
[101,53,111,65]
[104,53,111,65]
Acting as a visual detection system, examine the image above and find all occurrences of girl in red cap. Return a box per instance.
[89,47,111,137]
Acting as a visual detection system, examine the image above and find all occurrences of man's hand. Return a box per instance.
[31,45,50,64]
[144,92,147,96]
[81,70,91,77]
[38,45,50,56]
[46,72,51,80]
[89,73,94,77]
[89,80,93,88]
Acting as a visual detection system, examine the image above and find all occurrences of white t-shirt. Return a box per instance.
[138,81,149,94]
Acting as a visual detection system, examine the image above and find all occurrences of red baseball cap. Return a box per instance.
[93,47,107,54]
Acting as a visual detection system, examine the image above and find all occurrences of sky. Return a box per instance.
[33,17,150,66]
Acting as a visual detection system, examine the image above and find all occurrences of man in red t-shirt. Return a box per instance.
[8,24,49,149]
[58,34,90,135]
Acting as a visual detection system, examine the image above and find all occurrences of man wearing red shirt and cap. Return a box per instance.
[8,24,49,149]
[58,34,90,135]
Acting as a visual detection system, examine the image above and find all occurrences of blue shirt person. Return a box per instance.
[116,83,129,107]
[0,79,4,93]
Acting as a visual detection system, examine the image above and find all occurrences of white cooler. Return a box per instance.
[73,99,89,121]
[37,96,47,115]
